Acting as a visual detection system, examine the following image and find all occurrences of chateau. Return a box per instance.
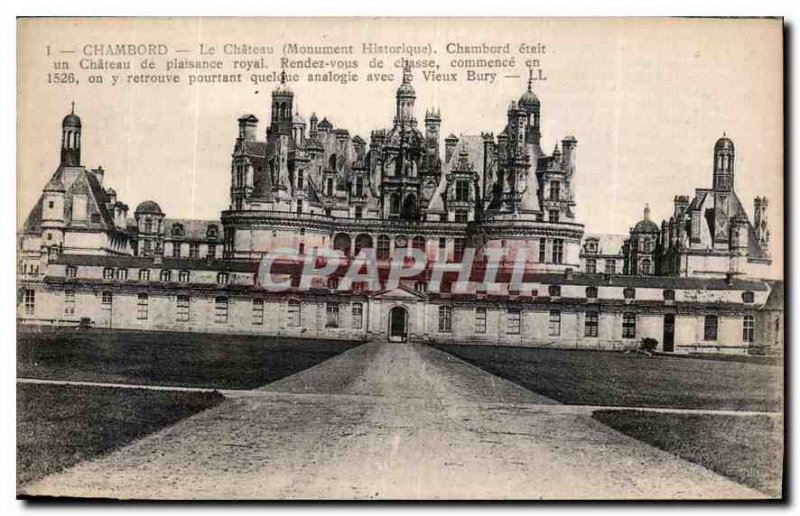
[18,67,783,354]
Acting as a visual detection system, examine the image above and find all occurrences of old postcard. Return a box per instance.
[16,17,784,500]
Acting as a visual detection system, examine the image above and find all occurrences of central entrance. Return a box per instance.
[663,314,675,352]
[388,306,408,342]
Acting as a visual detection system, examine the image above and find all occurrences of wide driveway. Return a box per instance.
[22,342,765,499]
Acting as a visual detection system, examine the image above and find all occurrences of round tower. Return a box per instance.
[60,102,82,167]
[713,134,735,191]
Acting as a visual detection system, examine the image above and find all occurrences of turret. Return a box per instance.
[713,134,735,192]
[394,64,416,126]
[91,166,104,186]
[60,103,81,167]
[561,136,577,172]
[270,70,294,137]
[754,196,770,250]
[425,108,441,162]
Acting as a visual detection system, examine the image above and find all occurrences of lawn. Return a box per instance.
[593,410,784,498]
[18,327,363,389]
[17,382,224,488]
[433,344,783,412]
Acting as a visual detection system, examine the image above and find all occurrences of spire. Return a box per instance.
[403,63,412,84]
[644,204,650,221]
[70,101,75,114]
[280,67,287,85]
[527,64,533,92]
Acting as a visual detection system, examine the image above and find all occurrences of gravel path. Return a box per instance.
[21,342,766,500]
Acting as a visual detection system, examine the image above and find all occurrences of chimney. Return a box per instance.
[564,267,574,280]
[238,114,258,141]
[445,134,459,163]
[92,166,104,186]
[561,136,577,172]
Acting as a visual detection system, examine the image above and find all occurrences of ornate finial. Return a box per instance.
[723,131,727,137]
[402,63,412,84]
[527,65,533,92]
[279,68,287,85]
[70,101,75,114]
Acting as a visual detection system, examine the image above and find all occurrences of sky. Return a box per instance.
[17,18,783,276]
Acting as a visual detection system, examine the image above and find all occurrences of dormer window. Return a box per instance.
[663,289,675,301]
[217,272,229,285]
[171,223,185,238]
[548,285,561,297]
[586,286,598,299]
[623,287,636,299]
[742,291,755,304]
[206,225,219,239]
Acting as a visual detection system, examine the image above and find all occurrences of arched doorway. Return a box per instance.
[388,306,408,342]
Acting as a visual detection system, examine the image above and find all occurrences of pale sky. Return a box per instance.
[18,18,783,277]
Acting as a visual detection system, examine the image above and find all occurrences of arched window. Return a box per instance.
[160,269,171,282]
[377,235,391,260]
[401,194,419,220]
[586,286,598,299]
[217,272,229,285]
[178,270,190,283]
[333,233,351,257]
[354,234,373,256]
[640,258,652,275]
[328,153,337,171]
[704,315,718,341]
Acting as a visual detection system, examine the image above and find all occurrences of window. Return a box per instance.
[66,266,77,278]
[178,270,190,283]
[115,268,128,281]
[604,260,616,275]
[454,209,468,223]
[207,244,217,259]
[377,235,391,260]
[438,305,453,333]
[623,288,636,300]
[585,311,599,337]
[296,204,303,216]
[663,289,675,301]
[101,291,113,306]
[439,237,447,250]
[160,269,171,282]
[552,239,564,264]
[585,258,596,274]
[539,238,547,263]
[207,225,219,239]
[143,240,152,253]
[622,313,636,338]
[586,286,598,299]
[176,295,190,322]
[354,206,363,219]
[214,297,228,324]
[455,180,469,202]
[704,315,718,341]
[327,177,335,197]
[548,285,561,297]
[549,209,560,223]
[355,176,363,197]
[23,289,35,315]
[507,308,521,335]
[640,258,652,275]
[144,219,153,233]
[287,300,301,327]
[549,181,560,201]
[352,302,363,329]
[327,276,339,290]
[475,307,487,334]
[412,236,425,251]
[453,238,466,261]
[217,272,229,285]
[172,244,181,258]
[137,293,149,320]
[415,281,427,293]
[549,310,561,337]
[389,194,400,215]
[189,243,200,259]
[326,302,340,328]
[297,169,304,190]
[64,290,75,315]
[742,291,755,304]
[743,315,754,343]
[103,268,114,279]
[252,298,264,325]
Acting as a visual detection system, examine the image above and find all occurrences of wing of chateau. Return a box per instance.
[17,67,781,355]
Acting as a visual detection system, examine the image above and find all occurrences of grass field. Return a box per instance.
[18,327,363,389]
[593,410,784,497]
[434,344,783,411]
[17,382,224,487]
